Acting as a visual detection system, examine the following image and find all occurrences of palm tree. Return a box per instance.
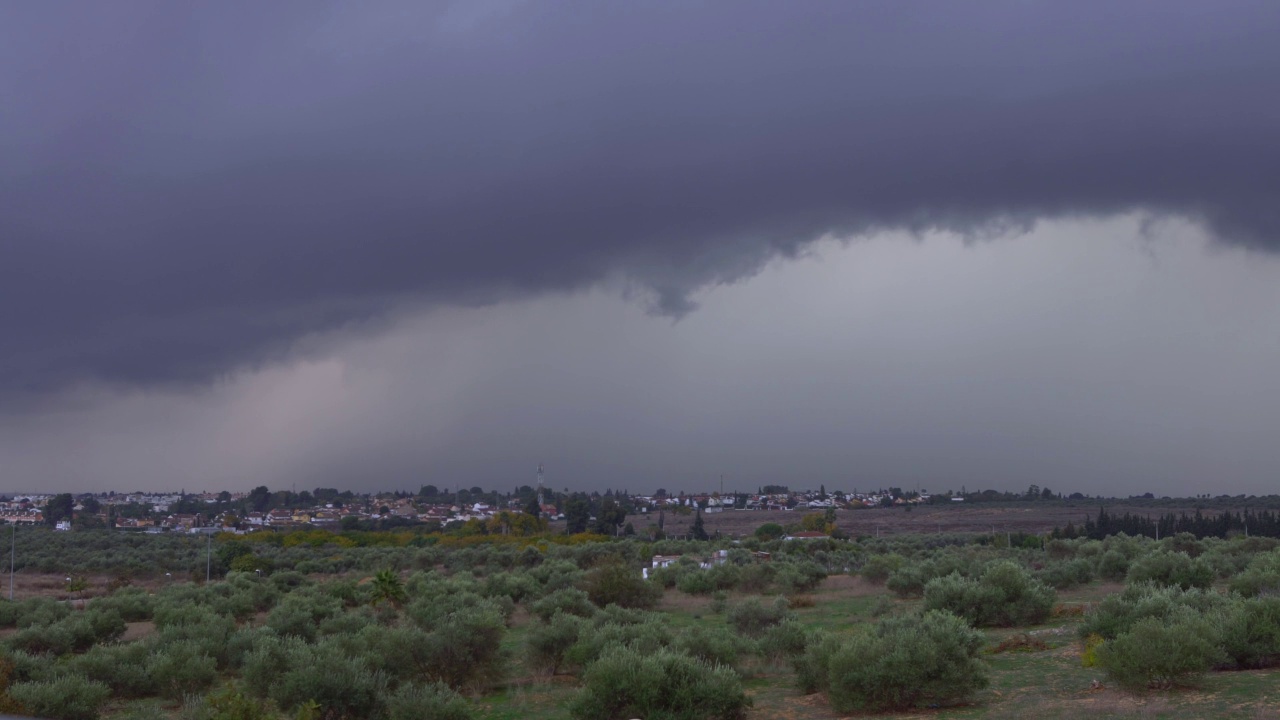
[370,569,407,609]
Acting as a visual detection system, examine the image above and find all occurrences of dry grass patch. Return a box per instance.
[813,574,880,597]
[987,633,1049,655]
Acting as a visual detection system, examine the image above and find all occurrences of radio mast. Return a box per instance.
[536,464,546,509]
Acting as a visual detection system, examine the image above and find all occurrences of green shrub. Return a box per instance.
[418,608,507,692]
[154,613,237,669]
[8,609,125,656]
[269,571,309,591]
[1,597,70,628]
[754,620,805,666]
[673,625,754,673]
[1162,533,1206,558]
[568,646,749,720]
[385,682,475,720]
[1126,550,1214,590]
[923,562,1054,627]
[565,617,674,669]
[1097,611,1223,689]
[1229,550,1280,598]
[149,640,218,700]
[675,569,717,595]
[773,561,827,594]
[1036,559,1094,590]
[583,561,662,610]
[91,587,153,622]
[529,587,596,622]
[2,649,52,684]
[344,625,435,684]
[318,607,377,637]
[885,565,931,597]
[1080,583,1229,640]
[265,591,342,642]
[69,641,158,698]
[8,674,111,720]
[1097,550,1130,581]
[1218,596,1280,670]
[727,597,791,638]
[859,554,905,584]
[525,612,583,675]
[480,572,539,604]
[826,610,989,712]
[792,630,842,694]
[268,643,388,719]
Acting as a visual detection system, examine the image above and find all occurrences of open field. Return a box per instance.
[631,502,1248,539]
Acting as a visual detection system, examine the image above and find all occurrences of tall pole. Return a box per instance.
[9,524,15,601]
[206,534,211,583]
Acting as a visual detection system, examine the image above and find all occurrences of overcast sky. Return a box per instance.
[3,2,1279,496]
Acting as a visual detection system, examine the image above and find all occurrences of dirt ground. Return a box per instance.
[0,572,172,602]
[632,502,1239,539]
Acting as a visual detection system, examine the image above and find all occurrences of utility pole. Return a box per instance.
[206,534,212,583]
[9,524,15,601]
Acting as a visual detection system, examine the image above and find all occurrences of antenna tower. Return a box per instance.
[536,464,546,509]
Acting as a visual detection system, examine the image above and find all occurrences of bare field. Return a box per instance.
[625,502,1243,539]
[0,572,171,602]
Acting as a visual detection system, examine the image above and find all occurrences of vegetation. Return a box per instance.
[825,610,989,711]
[2,516,1280,718]
[568,646,749,720]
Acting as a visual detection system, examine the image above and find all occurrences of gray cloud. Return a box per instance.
[3,1,1279,396]
[5,219,1279,495]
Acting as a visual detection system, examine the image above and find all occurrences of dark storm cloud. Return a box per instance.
[3,1,1279,394]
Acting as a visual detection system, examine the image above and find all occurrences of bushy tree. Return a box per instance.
[1097,549,1130,581]
[923,562,1055,627]
[525,612,583,675]
[754,523,784,541]
[1080,583,1229,640]
[568,647,749,720]
[1097,610,1223,690]
[8,674,110,720]
[149,640,218,700]
[530,587,596,622]
[885,565,932,598]
[1217,596,1280,670]
[1229,550,1280,598]
[673,625,755,673]
[67,641,157,698]
[858,554,904,584]
[727,597,791,638]
[268,644,388,719]
[1126,550,1214,590]
[418,608,507,692]
[825,611,989,712]
[385,682,475,720]
[583,561,661,610]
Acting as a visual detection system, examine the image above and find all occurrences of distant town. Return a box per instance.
[0,482,1160,535]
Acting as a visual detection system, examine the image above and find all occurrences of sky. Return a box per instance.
[2,2,1279,496]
